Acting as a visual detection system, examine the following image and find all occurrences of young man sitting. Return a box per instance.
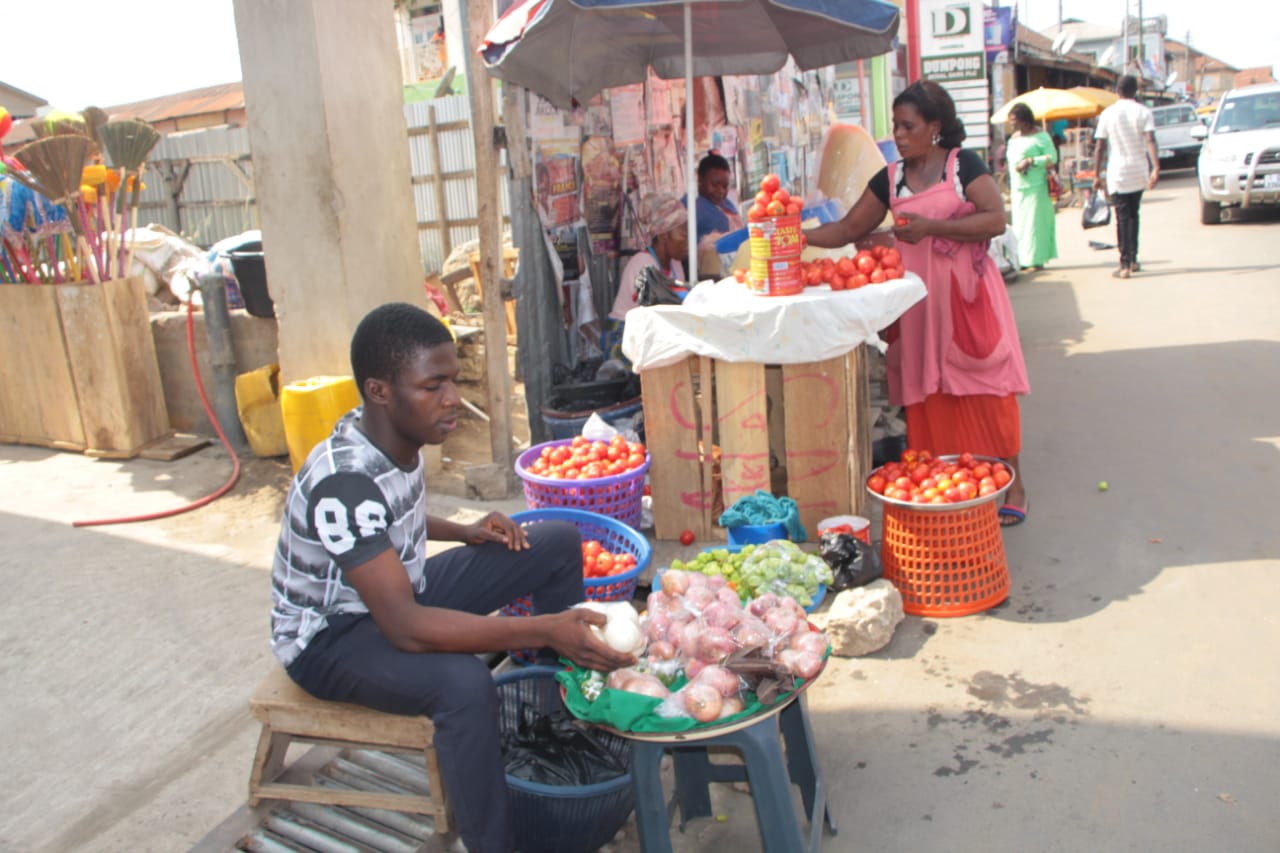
[270,302,634,853]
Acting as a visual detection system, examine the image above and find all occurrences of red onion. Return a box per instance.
[660,570,690,597]
[684,586,716,612]
[686,572,709,588]
[702,601,742,630]
[694,664,742,698]
[622,673,670,699]
[717,695,745,719]
[694,627,738,662]
[607,668,640,691]
[648,640,677,660]
[790,630,830,657]
[777,648,823,679]
[646,590,672,613]
[685,658,706,682]
[764,607,799,638]
[748,593,780,617]
[731,618,769,650]
[716,586,743,608]
[705,574,728,591]
[683,683,723,723]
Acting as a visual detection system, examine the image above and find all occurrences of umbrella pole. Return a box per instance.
[684,2,698,285]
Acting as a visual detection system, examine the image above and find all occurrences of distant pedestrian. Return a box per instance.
[1005,102,1058,271]
[1092,75,1159,278]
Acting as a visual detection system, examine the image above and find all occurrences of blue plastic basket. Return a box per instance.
[496,666,635,853]
[501,508,652,663]
[515,439,650,528]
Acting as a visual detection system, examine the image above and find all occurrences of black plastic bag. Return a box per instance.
[634,264,686,307]
[819,531,882,592]
[501,703,628,786]
[1082,190,1111,230]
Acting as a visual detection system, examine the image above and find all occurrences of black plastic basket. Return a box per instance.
[496,666,635,853]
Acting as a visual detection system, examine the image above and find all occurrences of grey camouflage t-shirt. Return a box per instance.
[270,409,427,666]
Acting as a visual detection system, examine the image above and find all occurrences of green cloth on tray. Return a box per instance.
[554,661,802,734]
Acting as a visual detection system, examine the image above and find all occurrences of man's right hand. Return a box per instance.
[545,609,636,672]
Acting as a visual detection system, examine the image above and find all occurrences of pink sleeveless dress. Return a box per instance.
[885,149,1030,456]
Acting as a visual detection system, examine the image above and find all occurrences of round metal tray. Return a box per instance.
[866,454,1015,513]
[572,657,826,744]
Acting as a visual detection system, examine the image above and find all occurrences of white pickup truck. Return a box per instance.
[1152,103,1205,168]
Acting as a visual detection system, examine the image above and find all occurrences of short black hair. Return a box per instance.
[1009,102,1036,127]
[350,303,453,397]
[894,80,967,148]
[1117,75,1139,98]
[697,153,731,177]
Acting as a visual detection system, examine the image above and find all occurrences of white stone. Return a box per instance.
[826,579,905,657]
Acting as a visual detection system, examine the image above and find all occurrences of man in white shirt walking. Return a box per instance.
[1092,75,1160,278]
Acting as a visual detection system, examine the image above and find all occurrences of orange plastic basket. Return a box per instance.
[880,500,1010,617]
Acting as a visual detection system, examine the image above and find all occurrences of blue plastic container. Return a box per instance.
[496,666,635,853]
[725,521,789,548]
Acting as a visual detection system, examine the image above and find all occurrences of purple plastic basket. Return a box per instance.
[514,439,650,528]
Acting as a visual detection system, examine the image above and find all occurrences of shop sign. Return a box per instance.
[921,51,986,81]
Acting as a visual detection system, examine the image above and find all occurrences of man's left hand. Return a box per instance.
[463,512,530,550]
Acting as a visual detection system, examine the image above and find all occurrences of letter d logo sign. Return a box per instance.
[932,5,971,37]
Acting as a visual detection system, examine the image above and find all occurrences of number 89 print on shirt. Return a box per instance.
[269,410,429,666]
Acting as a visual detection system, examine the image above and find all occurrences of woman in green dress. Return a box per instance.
[1006,103,1058,271]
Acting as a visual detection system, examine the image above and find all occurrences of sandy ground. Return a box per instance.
[1,171,1278,852]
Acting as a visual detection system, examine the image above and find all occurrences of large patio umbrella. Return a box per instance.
[990,87,1101,125]
[481,0,901,284]
[1070,85,1118,110]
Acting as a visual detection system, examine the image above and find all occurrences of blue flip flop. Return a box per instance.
[998,503,1028,526]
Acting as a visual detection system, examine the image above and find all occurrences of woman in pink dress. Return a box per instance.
[805,81,1031,524]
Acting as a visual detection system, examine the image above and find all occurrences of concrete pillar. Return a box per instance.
[232,0,427,386]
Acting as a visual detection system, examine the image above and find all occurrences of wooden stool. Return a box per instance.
[248,667,452,833]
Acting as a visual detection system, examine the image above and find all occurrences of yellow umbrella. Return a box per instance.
[990,87,1101,124]
[1070,86,1119,109]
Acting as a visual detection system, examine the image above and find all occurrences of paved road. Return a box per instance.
[1,170,1277,852]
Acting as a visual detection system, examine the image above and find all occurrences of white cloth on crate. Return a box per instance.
[620,274,926,372]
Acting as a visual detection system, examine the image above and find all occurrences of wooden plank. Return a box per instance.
[466,0,515,485]
[640,357,711,540]
[714,361,770,513]
[783,357,853,535]
[57,277,170,456]
[427,104,453,260]
[698,357,720,538]
[847,345,873,517]
[0,285,86,450]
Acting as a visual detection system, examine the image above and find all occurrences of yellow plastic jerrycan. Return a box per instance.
[280,375,362,472]
[234,364,289,458]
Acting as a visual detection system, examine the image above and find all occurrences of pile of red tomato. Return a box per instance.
[525,435,647,481]
[582,540,639,579]
[867,449,1013,505]
[802,246,905,290]
[746,173,801,221]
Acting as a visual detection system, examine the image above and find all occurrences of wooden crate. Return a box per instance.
[640,349,871,541]
[0,277,171,458]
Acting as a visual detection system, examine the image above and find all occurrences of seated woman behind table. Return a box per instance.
[601,195,689,366]
[685,152,743,245]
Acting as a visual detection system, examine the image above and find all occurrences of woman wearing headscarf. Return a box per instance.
[598,195,689,368]
[1006,102,1058,271]
[804,81,1032,525]
[609,194,689,320]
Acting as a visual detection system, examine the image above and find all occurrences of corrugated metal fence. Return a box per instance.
[136,94,507,272]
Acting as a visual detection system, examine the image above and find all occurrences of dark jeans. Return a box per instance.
[286,521,583,853]
[1112,189,1143,268]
